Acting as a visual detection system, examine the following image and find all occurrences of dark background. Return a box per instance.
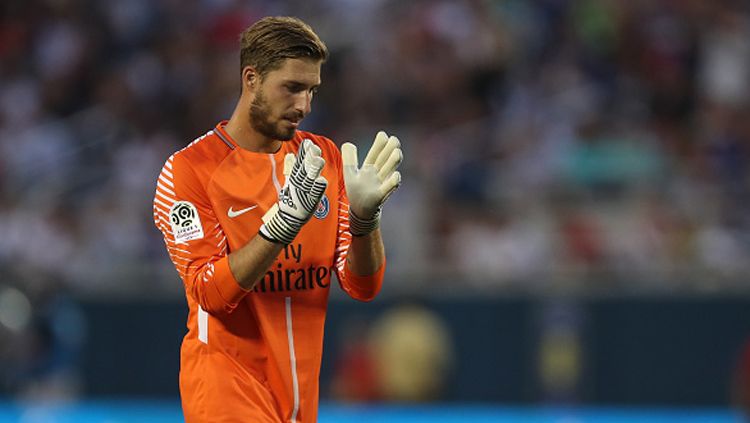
[78,293,750,405]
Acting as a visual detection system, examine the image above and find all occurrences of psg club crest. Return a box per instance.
[314,194,329,219]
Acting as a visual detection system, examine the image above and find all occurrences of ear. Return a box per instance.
[241,66,259,92]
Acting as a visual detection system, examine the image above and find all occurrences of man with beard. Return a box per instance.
[153,16,402,423]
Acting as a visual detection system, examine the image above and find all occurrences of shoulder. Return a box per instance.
[166,129,235,185]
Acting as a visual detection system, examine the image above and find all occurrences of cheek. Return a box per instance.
[267,94,292,116]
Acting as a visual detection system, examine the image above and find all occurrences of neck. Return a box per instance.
[224,102,281,153]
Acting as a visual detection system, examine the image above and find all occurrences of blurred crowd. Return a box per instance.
[2,0,750,298]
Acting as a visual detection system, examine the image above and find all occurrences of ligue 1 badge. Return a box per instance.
[314,194,329,219]
[170,201,204,243]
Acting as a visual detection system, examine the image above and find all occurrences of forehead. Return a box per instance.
[265,58,321,85]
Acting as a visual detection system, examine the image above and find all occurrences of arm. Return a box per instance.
[333,131,402,300]
[233,138,329,289]
[333,208,386,301]
[154,154,250,315]
[346,228,384,276]
[154,140,327,313]
[227,235,284,290]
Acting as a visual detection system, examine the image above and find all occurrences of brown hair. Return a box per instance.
[240,16,328,77]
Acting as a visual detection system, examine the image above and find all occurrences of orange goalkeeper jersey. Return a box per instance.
[153,122,385,423]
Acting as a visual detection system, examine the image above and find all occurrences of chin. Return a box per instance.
[276,127,296,141]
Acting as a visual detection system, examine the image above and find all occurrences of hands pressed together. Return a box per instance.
[259,132,403,245]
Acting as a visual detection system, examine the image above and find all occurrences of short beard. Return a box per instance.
[249,89,296,141]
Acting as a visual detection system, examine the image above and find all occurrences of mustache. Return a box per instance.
[283,112,305,122]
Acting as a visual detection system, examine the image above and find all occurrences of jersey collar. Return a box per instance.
[214,121,237,150]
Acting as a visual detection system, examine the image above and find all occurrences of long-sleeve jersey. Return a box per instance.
[153,122,385,423]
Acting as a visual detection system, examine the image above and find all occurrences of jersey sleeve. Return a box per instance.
[332,146,385,302]
[153,153,249,315]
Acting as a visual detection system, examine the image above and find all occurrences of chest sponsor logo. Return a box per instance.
[227,204,258,218]
[252,263,330,294]
[170,201,204,243]
[252,243,330,294]
[314,194,329,219]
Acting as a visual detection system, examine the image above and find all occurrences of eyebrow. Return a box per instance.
[285,80,320,90]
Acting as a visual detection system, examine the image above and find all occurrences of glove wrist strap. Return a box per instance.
[258,226,284,244]
[349,208,381,237]
[259,209,302,245]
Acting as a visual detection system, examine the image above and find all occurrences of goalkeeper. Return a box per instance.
[152,16,402,423]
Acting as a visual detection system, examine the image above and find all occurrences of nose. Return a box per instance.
[294,91,312,116]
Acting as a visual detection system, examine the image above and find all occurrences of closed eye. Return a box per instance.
[286,83,306,93]
[286,83,320,95]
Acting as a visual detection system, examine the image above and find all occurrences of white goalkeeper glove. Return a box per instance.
[259,139,328,245]
[341,131,403,236]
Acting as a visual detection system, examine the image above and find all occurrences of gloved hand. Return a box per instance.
[341,131,403,236]
[260,139,328,244]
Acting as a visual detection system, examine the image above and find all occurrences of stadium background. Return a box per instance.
[1,0,750,421]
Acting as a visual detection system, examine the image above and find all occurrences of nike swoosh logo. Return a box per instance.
[227,205,258,218]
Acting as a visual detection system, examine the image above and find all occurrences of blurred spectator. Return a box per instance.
[536,301,585,403]
[368,304,453,402]
[330,318,380,402]
[1,0,750,297]
[330,304,454,403]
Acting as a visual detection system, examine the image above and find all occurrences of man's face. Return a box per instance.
[249,58,321,141]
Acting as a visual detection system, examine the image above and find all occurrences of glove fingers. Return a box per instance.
[374,136,400,170]
[341,142,359,167]
[304,142,324,176]
[377,147,403,181]
[296,139,310,165]
[304,139,321,157]
[310,176,328,200]
[341,142,359,183]
[300,142,324,189]
[363,131,389,166]
[290,160,307,188]
[300,175,328,213]
[283,153,295,177]
[304,156,325,190]
[289,140,311,184]
[378,171,401,203]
